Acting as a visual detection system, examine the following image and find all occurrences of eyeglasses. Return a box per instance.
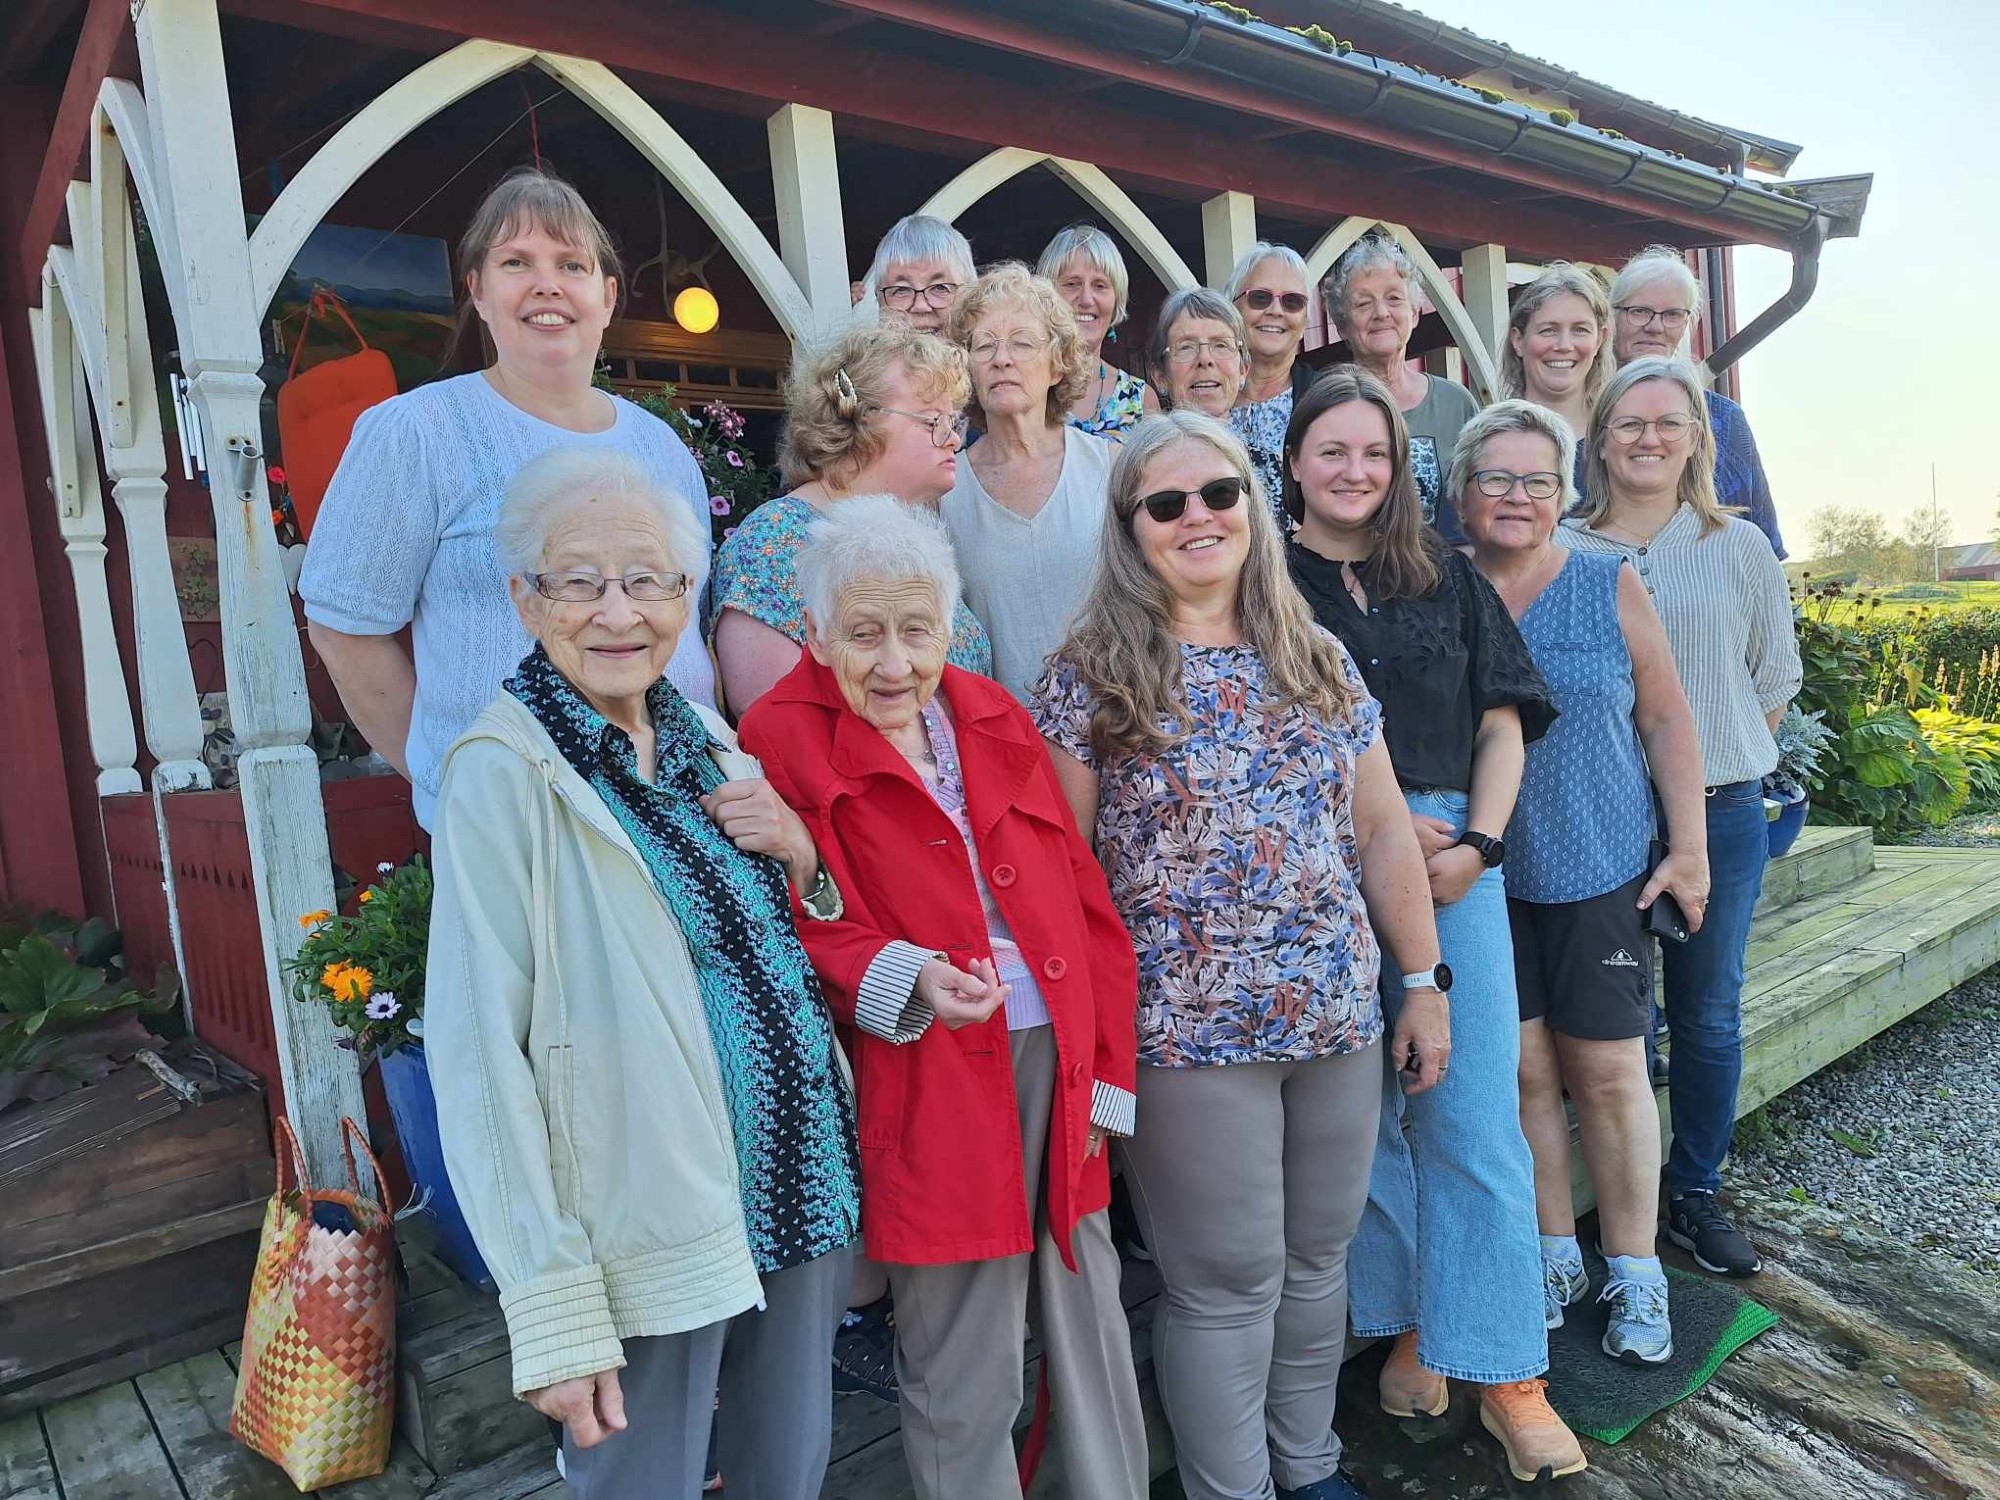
[1470,470,1563,501]
[1237,288,1310,315]
[873,406,969,450]
[1613,304,1693,331]
[529,570,690,603]
[1165,337,1244,367]
[969,334,1050,365]
[1133,476,1245,525]
[1607,415,1695,445]
[880,281,959,311]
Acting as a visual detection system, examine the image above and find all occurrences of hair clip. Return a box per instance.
[834,369,859,406]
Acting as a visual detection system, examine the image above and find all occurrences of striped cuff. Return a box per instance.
[854,941,938,1044]
[1090,1079,1137,1138]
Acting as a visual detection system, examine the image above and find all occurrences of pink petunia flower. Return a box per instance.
[725,451,745,468]
[710,495,732,516]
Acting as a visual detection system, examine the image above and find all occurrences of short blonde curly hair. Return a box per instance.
[779,322,972,489]
[943,262,1092,427]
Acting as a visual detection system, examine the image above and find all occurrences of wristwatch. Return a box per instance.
[1402,963,1453,993]
[1455,830,1505,868]
[800,864,844,922]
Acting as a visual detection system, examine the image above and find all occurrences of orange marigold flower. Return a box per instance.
[322,961,348,991]
[330,965,374,1003]
[358,890,374,903]
[299,909,332,928]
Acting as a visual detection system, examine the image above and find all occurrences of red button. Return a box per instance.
[992,863,1018,888]
[1042,956,1068,981]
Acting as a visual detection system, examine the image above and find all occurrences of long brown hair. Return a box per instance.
[1053,411,1356,759]
[1281,368,1442,602]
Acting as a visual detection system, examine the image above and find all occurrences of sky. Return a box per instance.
[1402,0,1996,553]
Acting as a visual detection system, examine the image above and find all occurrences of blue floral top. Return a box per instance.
[505,647,860,1274]
[1227,388,1294,526]
[1071,366,1150,444]
[1031,634,1385,1068]
[710,494,993,675]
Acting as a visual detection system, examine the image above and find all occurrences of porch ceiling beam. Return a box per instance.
[17,0,128,298]
[0,0,79,77]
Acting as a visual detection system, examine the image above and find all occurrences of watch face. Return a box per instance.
[1484,838,1505,867]
[1433,962,1454,992]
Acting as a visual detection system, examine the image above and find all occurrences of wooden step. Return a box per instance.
[1754,824,1875,917]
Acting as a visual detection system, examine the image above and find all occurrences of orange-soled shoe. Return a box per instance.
[1478,1378,1587,1482]
[1377,1330,1449,1419]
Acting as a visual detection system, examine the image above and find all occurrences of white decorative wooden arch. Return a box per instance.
[917,148,1200,294]
[247,42,817,336]
[1305,217,1500,402]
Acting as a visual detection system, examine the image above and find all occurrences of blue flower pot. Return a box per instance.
[1766,790,1809,860]
[378,1043,494,1291]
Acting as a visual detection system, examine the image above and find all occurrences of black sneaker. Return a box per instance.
[832,1295,899,1403]
[1666,1192,1760,1276]
[1276,1471,1367,1500]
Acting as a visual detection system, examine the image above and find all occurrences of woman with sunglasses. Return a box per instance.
[1221,242,1318,518]
[1324,232,1483,542]
[942,263,1114,703]
[1565,358,1800,1281]
[1282,370,1582,1485]
[1034,410,1445,1500]
[712,321,992,719]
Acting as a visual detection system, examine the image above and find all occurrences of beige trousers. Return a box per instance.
[886,1024,1149,1500]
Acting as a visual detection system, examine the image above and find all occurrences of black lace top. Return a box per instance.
[1287,542,1556,792]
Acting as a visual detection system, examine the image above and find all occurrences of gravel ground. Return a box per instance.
[1728,813,2000,1278]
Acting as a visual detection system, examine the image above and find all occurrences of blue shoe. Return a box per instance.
[1543,1252,1589,1329]
[832,1296,898,1403]
[1599,1265,1673,1365]
[1276,1471,1368,1500]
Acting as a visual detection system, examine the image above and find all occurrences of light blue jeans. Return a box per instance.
[1347,789,1548,1384]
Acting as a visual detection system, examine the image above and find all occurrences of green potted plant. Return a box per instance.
[1764,706,1834,857]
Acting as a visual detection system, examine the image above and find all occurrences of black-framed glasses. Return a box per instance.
[1238,288,1310,315]
[1470,469,1563,501]
[1613,304,1693,331]
[1607,415,1695,445]
[529,570,690,603]
[872,405,969,450]
[1134,476,1245,524]
[880,281,959,311]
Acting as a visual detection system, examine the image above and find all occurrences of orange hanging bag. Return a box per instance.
[276,287,397,539]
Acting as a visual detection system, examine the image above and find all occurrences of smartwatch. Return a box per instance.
[1456,830,1505,868]
[1401,963,1453,993]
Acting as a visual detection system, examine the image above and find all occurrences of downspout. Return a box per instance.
[1705,212,1828,378]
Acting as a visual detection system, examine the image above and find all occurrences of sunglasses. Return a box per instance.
[1135,476,1245,524]
[1238,288,1310,315]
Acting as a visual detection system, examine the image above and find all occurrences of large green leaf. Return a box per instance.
[0,936,109,1017]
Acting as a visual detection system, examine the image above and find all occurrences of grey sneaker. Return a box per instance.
[1599,1271,1673,1365]
[1542,1252,1589,1329]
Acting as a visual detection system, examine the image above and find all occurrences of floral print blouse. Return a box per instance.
[1227,387,1295,526]
[1032,634,1385,1068]
[1071,366,1150,444]
[710,494,993,675]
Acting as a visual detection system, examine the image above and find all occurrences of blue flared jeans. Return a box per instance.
[1346,790,1548,1384]
[1661,779,1769,1197]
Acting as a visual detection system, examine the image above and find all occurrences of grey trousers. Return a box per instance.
[560,1241,854,1500]
[887,1024,1149,1500]
[1120,1044,1382,1500]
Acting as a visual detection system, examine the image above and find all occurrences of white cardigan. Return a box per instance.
[425,692,762,1396]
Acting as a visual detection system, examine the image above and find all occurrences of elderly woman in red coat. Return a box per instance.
[738,494,1146,1500]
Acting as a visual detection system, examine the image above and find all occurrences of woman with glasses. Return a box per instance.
[1037,225,1160,441]
[1499,262,1615,470]
[426,447,859,1499]
[1565,358,1800,1281]
[1606,247,1786,557]
[941,263,1114,703]
[1323,232,1482,542]
[1456,400,1709,1367]
[1152,288,1250,421]
[1033,411,1445,1500]
[712,322,991,718]
[1282,370,1582,1485]
[1221,242,1317,517]
[861,214,976,335]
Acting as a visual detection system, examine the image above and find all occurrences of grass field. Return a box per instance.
[1787,575,2000,622]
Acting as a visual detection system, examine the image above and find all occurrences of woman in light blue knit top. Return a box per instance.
[300,167,714,830]
[1462,400,1710,1369]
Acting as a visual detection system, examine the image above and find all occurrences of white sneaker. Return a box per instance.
[1542,1252,1590,1329]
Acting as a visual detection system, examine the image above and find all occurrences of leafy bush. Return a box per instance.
[1856,608,2000,697]
[0,910,181,1111]
[1914,708,2000,813]
[288,859,432,1059]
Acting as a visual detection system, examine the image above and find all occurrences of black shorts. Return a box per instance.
[1509,873,1654,1041]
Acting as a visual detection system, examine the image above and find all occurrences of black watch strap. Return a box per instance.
[1456,830,1503,867]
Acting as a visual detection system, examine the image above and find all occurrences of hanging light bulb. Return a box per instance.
[674,285,720,334]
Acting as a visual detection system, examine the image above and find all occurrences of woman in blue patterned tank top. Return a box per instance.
[1460,401,1709,1368]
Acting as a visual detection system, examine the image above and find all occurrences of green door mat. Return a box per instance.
[1543,1257,1779,1444]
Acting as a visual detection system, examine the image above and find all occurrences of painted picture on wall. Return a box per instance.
[271,222,457,391]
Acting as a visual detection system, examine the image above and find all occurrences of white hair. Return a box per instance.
[1036,224,1132,328]
[864,215,976,292]
[493,447,710,595]
[1324,231,1419,335]
[797,495,962,643]
[1610,244,1704,333]
[1222,241,1316,317]
[1449,399,1579,517]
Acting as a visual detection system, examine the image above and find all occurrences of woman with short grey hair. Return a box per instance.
[1605,246,1785,556]
[862,214,977,335]
[1152,288,1249,421]
[1037,224,1159,441]
[427,446,860,1499]
[1323,230,1481,542]
[1221,241,1317,517]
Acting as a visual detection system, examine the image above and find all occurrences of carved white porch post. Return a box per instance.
[135,0,364,1181]
[1460,244,1510,369]
[768,104,850,340]
[1202,191,1257,290]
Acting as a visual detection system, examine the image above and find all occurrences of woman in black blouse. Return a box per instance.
[1283,370,1583,1484]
